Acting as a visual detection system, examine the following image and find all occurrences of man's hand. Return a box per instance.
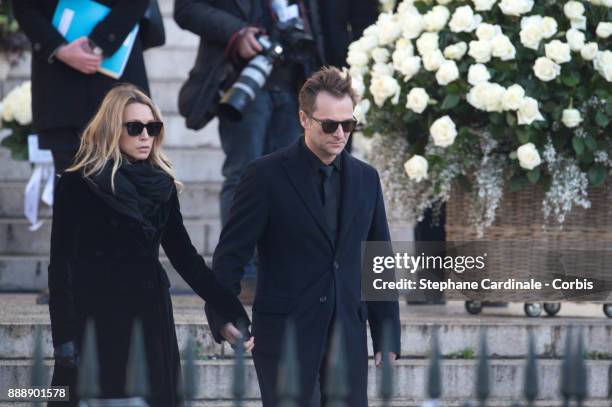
[236,27,263,60]
[374,351,397,368]
[220,322,255,352]
[55,37,102,75]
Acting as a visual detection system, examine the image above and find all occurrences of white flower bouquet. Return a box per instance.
[1,81,33,160]
[350,0,612,235]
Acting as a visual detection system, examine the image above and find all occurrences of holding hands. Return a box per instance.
[221,322,255,352]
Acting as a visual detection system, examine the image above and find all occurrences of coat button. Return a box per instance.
[108,33,115,42]
[33,43,41,51]
[319,296,327,303]
[333,261,340,270]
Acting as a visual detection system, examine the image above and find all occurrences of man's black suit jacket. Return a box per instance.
[206,138,401,405]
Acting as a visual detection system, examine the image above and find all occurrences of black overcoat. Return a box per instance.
[49,170,249,406]
[13,0,150,148]
[206,138,401,406]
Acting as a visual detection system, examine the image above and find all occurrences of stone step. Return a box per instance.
[0,359,609,401]
[0,296,609,359]
[1,401,610,407]
[0,181,221,219]
[0,147,225,183]
[0,217,219,256]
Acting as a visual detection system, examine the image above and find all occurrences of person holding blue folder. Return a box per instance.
[13,0,151,178]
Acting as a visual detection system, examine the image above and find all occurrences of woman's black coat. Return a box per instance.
[49,170,249,405]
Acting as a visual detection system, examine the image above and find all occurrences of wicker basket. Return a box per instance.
[445,183,612,303]
[446,182,612,241]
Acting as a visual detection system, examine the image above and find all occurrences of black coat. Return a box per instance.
[206,139,401,406]
[13,0,150,148]
[49,171,249,406]
[173,0,326,130]
[316,0,378,67]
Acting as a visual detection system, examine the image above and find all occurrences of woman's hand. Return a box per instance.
[53,340,79,368]
[221,322,255,352]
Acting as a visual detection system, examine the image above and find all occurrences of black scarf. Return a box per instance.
[86,159,175,240]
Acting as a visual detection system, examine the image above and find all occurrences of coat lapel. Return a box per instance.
[281,141,334,247]
[336,151,362,252]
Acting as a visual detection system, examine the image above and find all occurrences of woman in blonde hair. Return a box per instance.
[48,84,252,406]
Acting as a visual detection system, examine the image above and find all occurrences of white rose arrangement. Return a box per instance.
[0,81,33,161]
[353,0,612,233]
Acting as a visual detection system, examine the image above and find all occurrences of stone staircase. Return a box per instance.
[0,295,610,405]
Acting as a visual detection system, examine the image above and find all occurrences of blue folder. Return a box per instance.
[51,0,139,79]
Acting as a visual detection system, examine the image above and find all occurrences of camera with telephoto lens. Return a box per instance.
[218,16,315,122]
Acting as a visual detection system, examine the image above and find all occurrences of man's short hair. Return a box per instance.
[299,66,358,115]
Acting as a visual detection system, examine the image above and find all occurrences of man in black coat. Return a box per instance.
[13,0,150,173]
[206,67,401,407]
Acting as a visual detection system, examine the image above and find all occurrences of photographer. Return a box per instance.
[174,0,326,232]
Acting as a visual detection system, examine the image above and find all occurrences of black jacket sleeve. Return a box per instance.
[13,0,66,62]
[48,174,80,348]
[365,170,401,358]
[161,188,250,327]
[174,0,248,47]
[89,0,149,56]
[204,161,268,342]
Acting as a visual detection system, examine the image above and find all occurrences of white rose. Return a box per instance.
[501,84,525,111]
[360,34,379,53]
[369,73,401,107]
[491,35,516,61]
[423,5,451,32]
[533,57,561,82]
[566,29,586,52]
[472,0,497,11]
[347,50,369,67]
[372,47,391,64]
[350,66,368,78]
[596,22,612,39]
[404,155,429,182]
[395,38,414,54]
[468,40,492,63]
[372,63,395,77]
[379,0,395,12]
[570,16,587,31]
[562,108,583,128]
[449,5,482,33]
[580,42,598,60]
[482,82,505,112]
[467,63,491,85]
[541,17,558,39]
[354,99,370,124]
[430,115,458,147]
[1,99,13,122]
[594,50,612,82]
[400,12,425,40]
[396,56,422,81]
[377,19,402,46]
[498,0,534,16]
[352,76,365,97]
[422,50,445,71]
[406,87,430,113]
[416,32,439,56]
[467,82,490,110]
[517,97,545,125]
[13,100,32,126]
[517,143,542,170]
[520,18,543,50]
[476,23,502,41]
[563,1,585,20]
[443,42,468,60]
[436,60,460,85]
[437,0,453,4]
[545,40,572,64]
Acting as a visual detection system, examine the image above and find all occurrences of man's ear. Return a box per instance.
[299,110,309,129]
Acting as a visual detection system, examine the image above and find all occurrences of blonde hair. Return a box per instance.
[67,84,182,191]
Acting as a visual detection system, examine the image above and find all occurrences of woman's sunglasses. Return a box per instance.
[123,121,164,137]
[309,116,358,134]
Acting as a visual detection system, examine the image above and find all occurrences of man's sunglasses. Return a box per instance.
[309,116,358,134]
[123,121,164,137]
